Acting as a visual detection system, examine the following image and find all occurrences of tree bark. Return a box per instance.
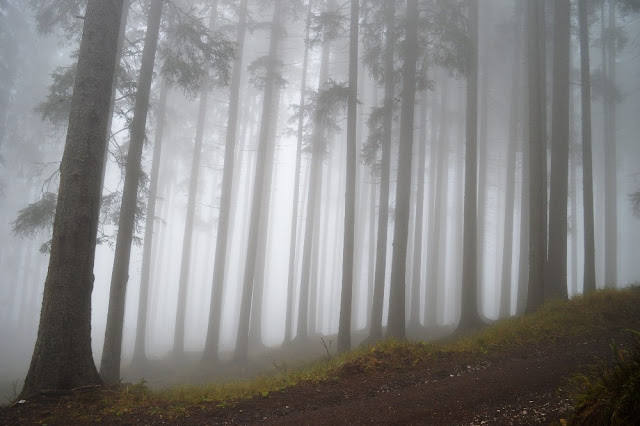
[458,0,483,331]
[284,4,312,344]
[369,2,395,340]
[101,0,163,383]
[20,0,124,399]
[132,77,168,364]
[337,0,359,353]
[387,0,418,339]
[578,0,596,294]
[604,0,617,288]
[234,0,282,364]
[546,0,570,301]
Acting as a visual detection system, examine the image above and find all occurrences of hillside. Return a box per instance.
[2,287,640,425]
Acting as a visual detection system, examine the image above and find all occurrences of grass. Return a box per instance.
[567,328,640,425]
[9,286,640,422]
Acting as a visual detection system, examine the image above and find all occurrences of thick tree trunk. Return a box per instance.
[337,0,359,353]
[234,0,282,364]
[546,0,570,301]
[284,5,311,344]
[476,57,489,303]
[458,0,482,331]
[369,2,395,340]
[387,0,418,339]
[20,0,124,399]
[203,0,247,361]
[132,78,168,363]
[578,0,596,294]
[526,0,546,313]
[100,0,163,383]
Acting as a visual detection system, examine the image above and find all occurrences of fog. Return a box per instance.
[1,0,640,399]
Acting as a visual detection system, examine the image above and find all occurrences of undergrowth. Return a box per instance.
[11,286,640,421]
[568,329,640,425]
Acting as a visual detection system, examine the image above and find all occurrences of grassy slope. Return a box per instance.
[3,286,640,423]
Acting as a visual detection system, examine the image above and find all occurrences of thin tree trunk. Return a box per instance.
[546,0,570,301]
[578,0,596,294]
[458,0,482,331]
[409,94,427,327]
[337,0,359,352]
[604,0,617,288]
[284,4,311,344]
[132,77,168,363]
[203,0,248,361]
[369,2,395,340]
[387,0,418,339]
[234,0,282,364]
[20,0,123,398]
[499,8,522,319]
[526,0,546,313]
[101,0,163,382]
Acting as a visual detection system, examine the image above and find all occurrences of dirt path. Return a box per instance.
[0,328,629,425]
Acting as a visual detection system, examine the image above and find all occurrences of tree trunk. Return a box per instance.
[202,0,247,361]
[526,0,546,313]
[234,0,282,364]
[337,0,359,352]
[499,7,522,319]
[284,4,311,344]
[546,0,570,301]
[296,0,334,341]
[369,2,395,340]
[132,78,168,364]
[409,94,427,327]
[604,0,617,288]
[100,0,163,383]
[578,0,596,294]
[387,0,418,339]
[458,0,482,331]
[20,0,124,399]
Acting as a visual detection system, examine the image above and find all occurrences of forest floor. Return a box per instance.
[2,287,640,425]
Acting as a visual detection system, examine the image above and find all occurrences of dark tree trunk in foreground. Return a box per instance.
[234,0,282,364]
[20,0,124,399]
[100,0,163,383]
[132,78,168,363]
[203,0,248,362]
[369,2,395,340]
[387,0,418,339]
[546,0,570,301]
[284,3,312,345]
[337,0,359,353]
[578,0,596,294]
[458,0,483,332]
[526,0,546,313]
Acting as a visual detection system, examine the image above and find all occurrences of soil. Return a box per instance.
[1,324,634,425]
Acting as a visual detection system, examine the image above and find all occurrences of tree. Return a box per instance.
[337,0,358,353]
[234,0,282,364]
[100,0,164,383]
[284,2,312,345]
[19,0,124,399]
[546,0,570,301]
[203,0,248,362]
[368,1,396,340]
[526,0,546,313]
[387,0,419,339]
[578,0,596,294]
[457,0,483,331]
